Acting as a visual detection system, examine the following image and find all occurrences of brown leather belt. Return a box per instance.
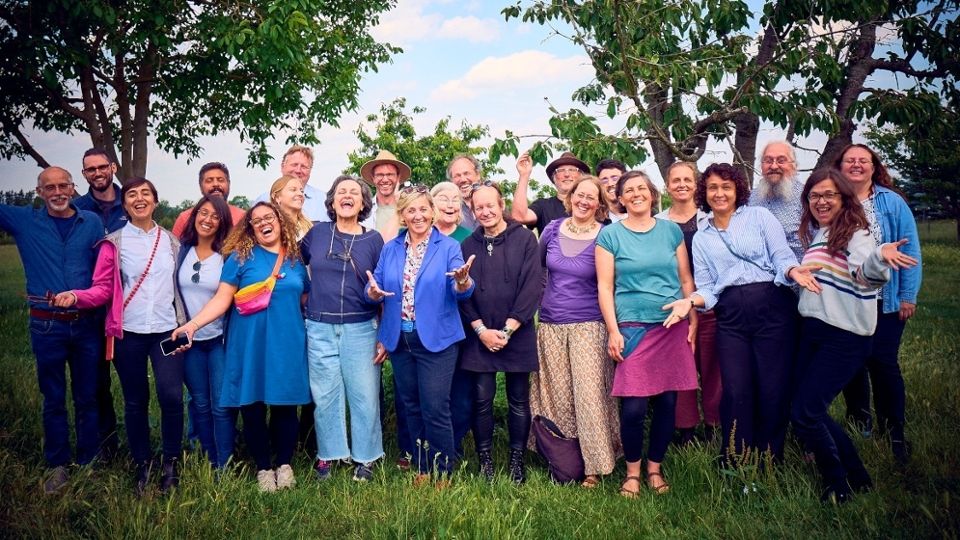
[29,307,95,322]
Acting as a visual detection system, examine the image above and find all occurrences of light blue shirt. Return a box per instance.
[177,246,225,340]
[254,182,329,222]
[691,206,799,310]
[119,222,179,333]
[748,179,805,262]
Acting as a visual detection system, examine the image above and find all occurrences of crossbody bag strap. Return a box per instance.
[270,247,285,279]
[716,228,768,273]
[122,227,162,311]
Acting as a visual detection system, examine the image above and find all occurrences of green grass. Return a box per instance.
[1,222,958,539]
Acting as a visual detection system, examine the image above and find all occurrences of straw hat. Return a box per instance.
[360,150,412,186]
[545,152,590,178]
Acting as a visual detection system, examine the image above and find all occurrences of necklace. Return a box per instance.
[566,219,597,234]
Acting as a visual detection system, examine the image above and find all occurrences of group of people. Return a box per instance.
[5,140,920,505]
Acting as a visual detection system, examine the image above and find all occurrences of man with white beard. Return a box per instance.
[748,141,806,262]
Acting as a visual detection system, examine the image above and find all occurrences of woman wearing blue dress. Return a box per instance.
[173,201,310,492]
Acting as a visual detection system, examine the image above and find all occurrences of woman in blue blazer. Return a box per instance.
[366,186,474,484]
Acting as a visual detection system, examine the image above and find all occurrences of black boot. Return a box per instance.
[508,449,526,485]
[160,459,179,493]
[477,451,494,481]
[134,462,152,497]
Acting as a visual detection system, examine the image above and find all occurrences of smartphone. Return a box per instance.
[160,333,191,356]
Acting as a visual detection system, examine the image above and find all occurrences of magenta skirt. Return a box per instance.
[611,320,698,398]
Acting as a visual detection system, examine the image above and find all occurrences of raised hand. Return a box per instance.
[789,264,823,294]
[881,239,919,270]
[446,254,476,284]
[365,270,394,301]
[516,151,533,177]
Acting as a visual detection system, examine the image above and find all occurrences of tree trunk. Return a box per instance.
[734,112,760,187]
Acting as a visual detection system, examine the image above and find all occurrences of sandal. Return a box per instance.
[646,471,670,495]
[619,476,641,498]
[581,475,600,489]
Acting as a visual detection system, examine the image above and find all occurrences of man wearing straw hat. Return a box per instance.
[360,150,412,232]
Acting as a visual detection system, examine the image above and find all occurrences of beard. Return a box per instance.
[756,174,796,201]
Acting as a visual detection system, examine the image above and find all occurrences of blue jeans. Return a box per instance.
[306,318,383,464]
[183,336,236,468]
[29,315,101,467]
[112,331,184,464]
[389,329,457,476]
[792,318,873,490]
[450,360,473,459]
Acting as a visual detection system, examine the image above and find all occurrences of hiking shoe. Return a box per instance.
[477,451,494,481]
[353,463,374,483]
[257,469,277,492]
[160,460,179,493]
[276,464,296,489]
[134,462,152,497]
[396,455,411,471]
[315,459,332,481]
[508,449,526,485]
[44,466,68,495]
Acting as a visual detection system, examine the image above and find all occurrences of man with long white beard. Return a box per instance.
[749,141,806,262]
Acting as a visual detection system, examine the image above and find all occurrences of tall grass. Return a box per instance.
[0,222,958,539]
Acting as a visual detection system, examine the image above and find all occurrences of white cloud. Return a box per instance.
[429,50,591,102]
[371,0,442,47]
[435,16,500,42]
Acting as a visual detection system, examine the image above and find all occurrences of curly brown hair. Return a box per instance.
[799,169,869,254]
[695,163,750,213]
[221,202,301,267]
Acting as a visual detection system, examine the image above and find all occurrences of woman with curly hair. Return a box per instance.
[790,168,916,502]
[172,201,310,492]
[673,163,808,466]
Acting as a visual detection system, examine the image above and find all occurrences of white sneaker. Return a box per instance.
[257,469,277,492]
[275,464,296,490]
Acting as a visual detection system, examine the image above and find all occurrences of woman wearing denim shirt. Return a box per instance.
[835,144,922,463]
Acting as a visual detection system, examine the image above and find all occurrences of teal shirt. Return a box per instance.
[596,219,684,324]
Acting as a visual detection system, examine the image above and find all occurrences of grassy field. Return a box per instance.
[0,222,958,539]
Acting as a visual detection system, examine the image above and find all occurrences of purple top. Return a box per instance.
[539,218,604,324]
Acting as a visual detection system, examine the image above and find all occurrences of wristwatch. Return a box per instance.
[501,326,514,340]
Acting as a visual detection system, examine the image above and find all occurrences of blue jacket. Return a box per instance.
[873,186,922,312]
[0,203,103,308]
[74,183,126,234]
[367,227,474,352]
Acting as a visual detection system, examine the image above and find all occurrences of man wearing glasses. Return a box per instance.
[595,158,627,221]
[512,151,590,236]
[0,167,104,493]
[170,162,248,237]
[359,150,411,232]
[748,141,806,261]
[74,148,125,234]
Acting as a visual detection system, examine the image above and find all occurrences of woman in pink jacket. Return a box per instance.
[55,177,186,497]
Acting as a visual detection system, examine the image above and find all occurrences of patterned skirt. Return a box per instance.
[529,320,622,475]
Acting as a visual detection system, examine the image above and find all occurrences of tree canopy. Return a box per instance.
[496,0,959,183]
[0,0,400,179]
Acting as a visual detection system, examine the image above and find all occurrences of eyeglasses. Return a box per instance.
[554,167,582,175]
[374,172,398,180]
[601,175,620,185]
[326,251,352,262]
[807,191,840,203]
[400,184,429,195]
[761,157,793,166]
[574,192,599,203]
[470,180,501,194]
[197,209,221,222]
[842,158,872,166]
[82,164,112,175]
[249,213,278,227]
[191,260,202,284]
[434,195,461,205]
[40,183,75,194]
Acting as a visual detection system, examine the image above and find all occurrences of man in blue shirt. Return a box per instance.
[0,167,104,493]
[72,147,125,464]
[748,141,806,262]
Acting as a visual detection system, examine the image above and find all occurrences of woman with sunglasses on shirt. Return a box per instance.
[172,202,310,493]
[365,185,475,486]
[176,195,236,469]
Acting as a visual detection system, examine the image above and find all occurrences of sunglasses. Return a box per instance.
[470,180,501,194]
[191,260,202,284]
[399,184,429,196]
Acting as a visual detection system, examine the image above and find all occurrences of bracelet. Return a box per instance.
[689,297,696,308]
[190,321,200,331]
[502,326,514,340]
[457,276,469,286]
[68,291,78,305]
[474,324,487,335]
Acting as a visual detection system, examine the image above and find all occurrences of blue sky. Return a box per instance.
[0,0,893,204]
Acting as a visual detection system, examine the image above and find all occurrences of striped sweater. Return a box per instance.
[798,228,891,336]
